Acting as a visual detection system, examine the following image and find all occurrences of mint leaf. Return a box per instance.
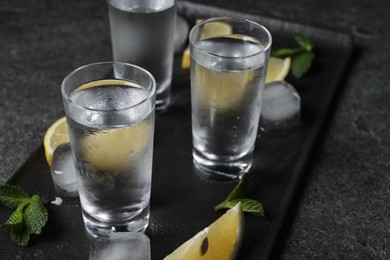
[215,176,265,217]
[10,215,30,247]
[0,185,48,246]
[5,210,31,246]
[226,175,249,201]
[24,195,48,235]
[5,210,24,225]
[292,52,315,78]
[221,199,265,217]
[0,184,30,210]
[270,35,316,79]
[294,35,314,51]
[271,48,296,58]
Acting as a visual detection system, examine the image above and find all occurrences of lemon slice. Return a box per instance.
[81,120,151,173]
[226,34,260,43]
[73,79,142,93]
[194,62,254,111]
[164,202,244,260]
[265,57,291,83]
[43,117,70,166]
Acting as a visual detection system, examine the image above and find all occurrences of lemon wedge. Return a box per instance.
[43,117,70,166]
[181,47,191,69]
[164,202,244,260]
[265,57,291,83]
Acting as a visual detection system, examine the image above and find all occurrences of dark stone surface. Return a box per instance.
[0,0,389,259]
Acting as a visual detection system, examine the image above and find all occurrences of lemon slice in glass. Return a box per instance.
[43,117,70,166]
[81,120,151,173]
[164,202,244,260]
[194,62,255,111]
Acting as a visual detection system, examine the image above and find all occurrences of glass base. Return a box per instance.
[192,149,252,181]
[82,205,149,237]
[54,184,79,198]
[155,87,171,112]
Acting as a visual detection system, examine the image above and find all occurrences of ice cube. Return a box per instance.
[50,143,78,197]
[260,81,301,131]
[50,197,63,206]
[89,232,151,260]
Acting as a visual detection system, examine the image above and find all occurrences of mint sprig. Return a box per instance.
[271,35,315,79]
[292,52,315,79]
[294,35,314,52]
[215,176,265,217]
[0,184,48,246]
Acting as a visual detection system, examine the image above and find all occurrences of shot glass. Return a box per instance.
[61,62,156,236]
[189,17,272,180]
[107,0,176,111]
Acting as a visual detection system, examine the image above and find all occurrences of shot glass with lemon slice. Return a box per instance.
[189,17,272,180]
[61,62,156,236]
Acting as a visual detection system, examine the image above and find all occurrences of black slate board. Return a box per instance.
[0,2,353,259]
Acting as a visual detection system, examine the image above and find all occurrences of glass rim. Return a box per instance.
[61,61,156,112]
[189,16,272,59]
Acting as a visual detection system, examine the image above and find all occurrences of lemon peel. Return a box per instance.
[43,117,69,166]
[164,202,244,260]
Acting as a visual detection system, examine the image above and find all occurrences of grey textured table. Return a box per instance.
[0,0,389,259]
